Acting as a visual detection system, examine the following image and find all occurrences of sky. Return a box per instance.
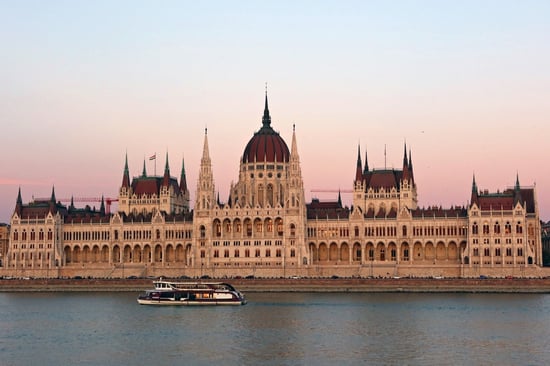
[1,1,549,223]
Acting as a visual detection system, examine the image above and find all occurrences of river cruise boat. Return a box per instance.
[137,279,247,306]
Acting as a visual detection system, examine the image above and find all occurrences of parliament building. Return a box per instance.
[4,95,545,279]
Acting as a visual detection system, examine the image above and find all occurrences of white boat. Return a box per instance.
[137,279,246,306]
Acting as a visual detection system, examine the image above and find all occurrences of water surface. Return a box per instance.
[1,292,549,365]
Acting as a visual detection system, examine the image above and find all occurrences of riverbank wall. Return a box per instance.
[2,278,550,293]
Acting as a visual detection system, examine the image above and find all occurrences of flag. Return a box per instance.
[149,154,156,160]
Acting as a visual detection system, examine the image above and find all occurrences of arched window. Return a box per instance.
[267,184,274,207]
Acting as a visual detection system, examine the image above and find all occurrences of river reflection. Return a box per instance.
[1,292,549,365]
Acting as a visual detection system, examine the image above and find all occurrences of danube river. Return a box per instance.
[1,292,549,365]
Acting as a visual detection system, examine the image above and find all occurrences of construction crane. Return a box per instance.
[34,197,119,215]
[310,189,353,193]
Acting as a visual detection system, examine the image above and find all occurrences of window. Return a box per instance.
[517,248,523,257]
[516,222,523,234]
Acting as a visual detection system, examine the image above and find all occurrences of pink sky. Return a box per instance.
[1,1,549,222]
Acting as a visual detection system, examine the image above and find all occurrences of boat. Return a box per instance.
[137,279,247,306]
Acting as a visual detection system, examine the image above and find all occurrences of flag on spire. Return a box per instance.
[149,154,156,161]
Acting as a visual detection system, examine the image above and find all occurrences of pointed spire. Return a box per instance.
[16,186,22,206]
[122,152,130,188]
[363,147,369,174]
[355,144,363,182]
[142,159,147,177]
[262,91,271,128]
[402,142,410,181]
[162,152,171,187]
[202,128,210,162]
[100,195,105,215]
[408,148,414,182]
[49,185,57,213]
[70,196,75,210]
[164,152,170,173]
[471,173,479,206]
[15,187,23,215]
[50,185,56,203]
[179,156,188,193]
[514,173,522,205]
[338,189,342,207]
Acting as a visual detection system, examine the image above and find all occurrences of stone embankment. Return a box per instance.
[1,277,550,293]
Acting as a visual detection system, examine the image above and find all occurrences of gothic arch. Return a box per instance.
[352,242,361,262]
[112,245,121,263]
[447,241,458,260]
[340,242,350,262]
[329,242,339,261]
[436,241,446,260]
[413,242,423,261]
[424,242,435,260]
[376,242,386,261]
[166,244,175,263]
[175,244,185,262]
[318,242,328,261]
[400,242,410,261]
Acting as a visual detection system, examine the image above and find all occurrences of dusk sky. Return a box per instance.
[1,1,549,223]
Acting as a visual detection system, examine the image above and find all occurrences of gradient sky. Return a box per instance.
[1,1,549,223]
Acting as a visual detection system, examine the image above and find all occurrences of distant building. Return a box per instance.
[3,94,546,278]
[542,221,550,266]
[0,223,9,267]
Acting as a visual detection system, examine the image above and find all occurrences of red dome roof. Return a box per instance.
[242,96,290,164]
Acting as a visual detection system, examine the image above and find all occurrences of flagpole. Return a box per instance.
[154,152,157,176]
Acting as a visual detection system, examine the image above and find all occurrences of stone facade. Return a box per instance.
[2,95,546,279]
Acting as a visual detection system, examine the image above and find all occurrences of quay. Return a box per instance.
[2,277,550,293]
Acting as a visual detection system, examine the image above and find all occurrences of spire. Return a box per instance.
[100,195,105,215]
[402,142,410,181]
[338,189,342,207]
[122,152,130,188]
[70,196,75,210]
[16,186,22,206]
[363,147,369,174]
[142,159,147,177]
[408,148,414,182]
[50,185,56,203]
[355,144,363,182]
[262,91,271,128]
[179,156,188,193]
[202,128,210,162]
[514,173,522,205]
[15,186,23,215]
[471,173,479,206]
[49,185,57,213]
[162,152,171,187]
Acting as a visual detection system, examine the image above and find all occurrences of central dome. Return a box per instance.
[242,95,290,164]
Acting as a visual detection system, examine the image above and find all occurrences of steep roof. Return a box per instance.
[306,199,349,219]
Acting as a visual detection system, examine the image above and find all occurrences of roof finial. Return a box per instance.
[262,86,271,128]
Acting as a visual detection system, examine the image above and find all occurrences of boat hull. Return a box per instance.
[137,298,246,306]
